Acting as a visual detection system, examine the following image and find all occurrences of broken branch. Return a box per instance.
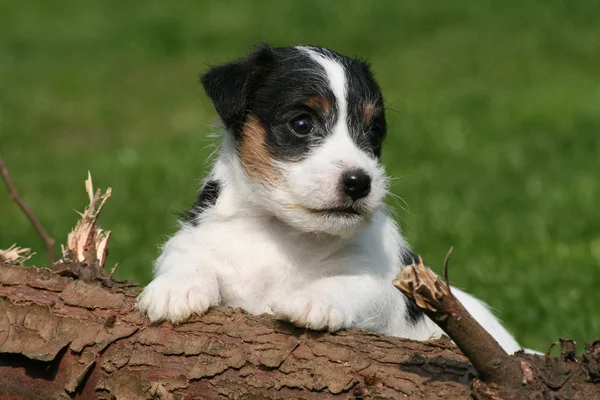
[55,172,114,283]
[393,255,523,387]
[0,156,56,265]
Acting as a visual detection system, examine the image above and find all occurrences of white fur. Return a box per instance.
[301,47,348,121]
[136,51,523,354]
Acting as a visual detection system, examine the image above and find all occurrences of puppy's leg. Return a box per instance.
[136,227,221,323]
[270,274,523,354]
[270,275,410,334]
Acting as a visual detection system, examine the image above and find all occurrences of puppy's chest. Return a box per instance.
[198,219,365,309]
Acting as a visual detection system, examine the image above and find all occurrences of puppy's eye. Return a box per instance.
[289,115,313,136]
[368,128,384,147]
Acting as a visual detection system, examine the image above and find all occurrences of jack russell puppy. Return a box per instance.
[136,44,522,354]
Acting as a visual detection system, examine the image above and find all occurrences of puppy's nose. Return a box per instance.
[342,169,371,201]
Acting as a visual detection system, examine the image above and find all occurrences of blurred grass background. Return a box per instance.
[1,0,599,351]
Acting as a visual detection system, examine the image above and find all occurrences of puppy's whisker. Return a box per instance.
[387,175,405,183]
[387,191,411,216]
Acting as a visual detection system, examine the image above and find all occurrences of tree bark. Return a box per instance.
[1,263,599,400]
[0,263,478,399]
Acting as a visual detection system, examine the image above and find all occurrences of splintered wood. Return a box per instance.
[0,244,32,265]
[62,172,112,268]
[392,255,452,318]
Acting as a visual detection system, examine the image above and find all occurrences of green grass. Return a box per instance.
[1,0,599,351]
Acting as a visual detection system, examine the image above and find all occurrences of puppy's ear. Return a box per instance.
[201,44,274,132]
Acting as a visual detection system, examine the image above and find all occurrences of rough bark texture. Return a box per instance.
[1,264,599,400]
[0,263,476,399]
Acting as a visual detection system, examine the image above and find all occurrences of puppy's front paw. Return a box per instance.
[136,274,219,323]
[270,291,348,332]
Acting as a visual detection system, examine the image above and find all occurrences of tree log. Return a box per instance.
[0,263,479,399]
[1,263,599,400]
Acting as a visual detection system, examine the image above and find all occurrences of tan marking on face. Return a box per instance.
[239,115,278,185]
[305,95,332,116]
[362,102,377,127]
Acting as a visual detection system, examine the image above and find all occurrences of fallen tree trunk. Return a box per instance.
[1,263,599,400]
[0,262,490,399]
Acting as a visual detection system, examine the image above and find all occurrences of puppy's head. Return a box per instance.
[202,44,388,237]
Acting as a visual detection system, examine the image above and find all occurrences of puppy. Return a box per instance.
[136,44,522,354]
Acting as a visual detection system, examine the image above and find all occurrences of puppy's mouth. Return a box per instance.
[304,206,361,218]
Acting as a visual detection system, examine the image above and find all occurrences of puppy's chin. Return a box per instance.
[270,204,375,238]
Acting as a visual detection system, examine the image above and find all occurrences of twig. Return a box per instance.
[392,256,523,387]
[0,156,56,265]
[108,262,120,280]
[443,246,454,295]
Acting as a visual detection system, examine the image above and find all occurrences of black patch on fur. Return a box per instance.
[180,179,221,226]
[401,250,420,267]
[201,44,275,135]
[401,250,426,325]
[249,46,337,161]
[200,44,387,162]
[343,56,387,159]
